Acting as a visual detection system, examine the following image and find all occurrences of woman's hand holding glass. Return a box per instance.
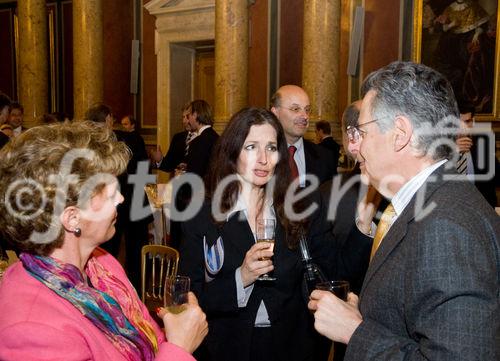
[240,242,275,287]
[159,292,208,354]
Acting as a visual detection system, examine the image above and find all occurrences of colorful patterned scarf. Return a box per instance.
[20,252,158,360]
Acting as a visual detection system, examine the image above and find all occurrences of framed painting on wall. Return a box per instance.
[413,0,499,121]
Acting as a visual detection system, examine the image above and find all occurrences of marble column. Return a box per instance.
[17,0,48,128]
[302,0,341,140]
[73,0,103,120]
[214,0,248,132]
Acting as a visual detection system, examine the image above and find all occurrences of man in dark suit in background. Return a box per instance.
[153,103,194,176]
[309,61,500,360]
[158,99,219,249]
[318,100,381,361]
[455,103,498,207]
[271,85,336,186]
[181,100,219,178]
[320,100,379,295]
[85,104,150,289]
[315,120,340,174]
[0,93,11,150]
[0,92,12,257]
[8,102,26,137]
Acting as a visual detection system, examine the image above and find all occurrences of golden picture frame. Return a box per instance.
[412,0,499,121]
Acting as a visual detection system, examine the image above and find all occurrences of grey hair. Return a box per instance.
[342,103,360,131]
[360,61,459,160]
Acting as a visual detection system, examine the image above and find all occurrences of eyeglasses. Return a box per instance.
[346,118,384,143]
[346,126,362,143]
[284,105,312,115]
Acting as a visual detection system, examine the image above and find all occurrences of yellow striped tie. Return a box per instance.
[370,203,396,261]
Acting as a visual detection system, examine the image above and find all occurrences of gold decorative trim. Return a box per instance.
[14,13,19,101]
[48,9,56,112]
[411,0,423,63]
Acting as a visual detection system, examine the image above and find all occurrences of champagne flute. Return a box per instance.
[164,275,190,314]
[256,219,276,281]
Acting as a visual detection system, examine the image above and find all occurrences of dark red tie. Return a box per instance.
[288,146,299,180]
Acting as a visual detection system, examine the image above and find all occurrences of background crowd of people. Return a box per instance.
[0,61,499,360]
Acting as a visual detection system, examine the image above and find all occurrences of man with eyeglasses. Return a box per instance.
[270,85,337,186]
[342,101,362,161]
[343,101,388,239]
[308,61,500,360]
[318,100,384,361]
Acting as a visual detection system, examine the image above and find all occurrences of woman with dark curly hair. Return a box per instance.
[179,107,328,361]
[0,121,207,360]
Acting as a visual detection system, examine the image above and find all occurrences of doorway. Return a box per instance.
[169,41,214,137]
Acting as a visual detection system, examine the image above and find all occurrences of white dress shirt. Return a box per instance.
[390,159,448,224]
[196,124,211,137]
[356,159,448,236]
[12,126,22,137]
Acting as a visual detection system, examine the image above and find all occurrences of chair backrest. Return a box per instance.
[141,245,179,308]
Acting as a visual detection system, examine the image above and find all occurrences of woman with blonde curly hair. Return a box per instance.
[0,121,207,360]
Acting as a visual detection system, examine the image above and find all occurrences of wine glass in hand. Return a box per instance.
[256,219,276,281]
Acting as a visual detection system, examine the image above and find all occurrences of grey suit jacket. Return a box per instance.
[345,164,500,360]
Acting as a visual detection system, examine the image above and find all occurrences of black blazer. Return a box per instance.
[115,130,149,175]
[318,173,373,294]
[159,131,188,173]
[113,130,149,206]
[0,132,9,149]
[304,139,337,184]
[319,137,340,174]
[179,196,330,361]
[185,127,219,178]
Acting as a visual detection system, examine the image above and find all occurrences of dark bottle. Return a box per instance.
[299,233,328,295]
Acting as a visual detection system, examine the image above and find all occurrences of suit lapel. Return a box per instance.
[220,214,288,269]
[360,164,457,296]
[303,140,313,173]
[273,220,284,260]
[360,209,411,293]
[222,212,256,256]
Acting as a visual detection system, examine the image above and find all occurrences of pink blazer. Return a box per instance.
[0,249,195,361]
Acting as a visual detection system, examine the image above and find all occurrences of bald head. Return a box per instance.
[270,85,309,108]
[270,85,311,144]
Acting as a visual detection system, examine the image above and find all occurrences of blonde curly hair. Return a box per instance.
[0,121,130,255]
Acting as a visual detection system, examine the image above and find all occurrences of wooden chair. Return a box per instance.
[141,245,179,311]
